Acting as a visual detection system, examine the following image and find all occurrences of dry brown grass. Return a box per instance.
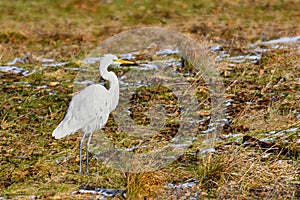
[150,145,299,199]
[125,171,167,199]
[1,0,300,199]
[212,147,298,199]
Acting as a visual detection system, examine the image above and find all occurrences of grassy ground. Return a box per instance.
[1,0,300,199]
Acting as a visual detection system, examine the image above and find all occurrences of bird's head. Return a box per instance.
[100,54,134,72]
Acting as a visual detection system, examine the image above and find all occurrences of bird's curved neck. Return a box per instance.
[99,64,119,110]
[100,63,117,87]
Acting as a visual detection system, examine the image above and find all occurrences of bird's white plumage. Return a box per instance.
[52,54,119,139]
[52,54,123,173]
[52,84,111,139]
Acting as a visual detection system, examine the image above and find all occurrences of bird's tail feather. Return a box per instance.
[52,119,77,139]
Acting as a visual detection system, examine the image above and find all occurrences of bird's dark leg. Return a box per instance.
[79,132,88,174]
[85,132,93,174]
[86,138,89,174]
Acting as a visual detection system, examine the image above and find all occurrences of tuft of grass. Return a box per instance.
[166,146,299,199]
[125,171,167,199]
[212,148,299,199]
[0,30,27,43]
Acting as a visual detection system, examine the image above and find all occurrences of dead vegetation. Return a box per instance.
[0,0,300,199]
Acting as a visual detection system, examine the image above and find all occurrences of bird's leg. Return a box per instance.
[85,132,93,174]
[86,139,89,174]
[79,132,88,174]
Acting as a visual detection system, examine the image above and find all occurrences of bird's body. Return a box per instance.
[53,84,112,139]
[52,54,132,174]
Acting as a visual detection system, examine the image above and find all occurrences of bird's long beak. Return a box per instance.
[115,59,135,65]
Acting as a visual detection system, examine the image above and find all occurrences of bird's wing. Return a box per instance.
[52,84,111,139]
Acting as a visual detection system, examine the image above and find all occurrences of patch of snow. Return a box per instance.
[262,35,300,45]
[7,57,26,65]
[42,62,69,67]
[156,49,180,55]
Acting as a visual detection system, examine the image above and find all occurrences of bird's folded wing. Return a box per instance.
[52,85,110,139]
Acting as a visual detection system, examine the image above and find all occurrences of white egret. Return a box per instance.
[52,54,133,174]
